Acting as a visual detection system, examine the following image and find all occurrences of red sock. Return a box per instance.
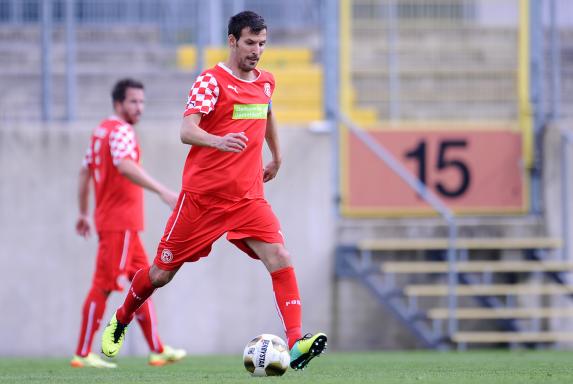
[116,267,156,324]
[271,266,302,349]
[135,300,164,353]
[75,287,108,357]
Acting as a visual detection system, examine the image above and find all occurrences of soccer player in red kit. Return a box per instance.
[101,12,327,370]
[72,79,186,368]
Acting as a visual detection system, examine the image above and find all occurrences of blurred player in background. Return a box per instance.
[72,79,186,368]
[101,12,327,370]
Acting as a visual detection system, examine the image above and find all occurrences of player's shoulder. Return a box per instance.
[190,67,221,93]
[197,66,220,83]
[105,118,133,138]
[257,68,275,83]
[92,118,116,138]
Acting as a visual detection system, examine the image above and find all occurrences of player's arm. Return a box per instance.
[116,159,178,209]
[180,113,248,152]
[263,108,282,182]
[76,166,91,238]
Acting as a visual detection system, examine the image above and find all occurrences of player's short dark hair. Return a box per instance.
[228,11,267,41]
[111,78,144,103]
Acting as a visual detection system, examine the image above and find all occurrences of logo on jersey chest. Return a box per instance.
[232,104,268,119]
[264,82,271,97]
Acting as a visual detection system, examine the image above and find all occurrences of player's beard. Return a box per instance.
[125,112,141,125]
[239,55,259,72]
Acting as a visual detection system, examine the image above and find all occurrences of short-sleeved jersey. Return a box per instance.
[82,116,143,231]
[182,63,275,200]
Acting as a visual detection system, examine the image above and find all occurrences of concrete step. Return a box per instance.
[364,102,518,120]
[337,216,549,246]
[0,25,162,44]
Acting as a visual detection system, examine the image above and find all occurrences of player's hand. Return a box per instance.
[263,159,281,182]
[75,215,91,238]
[160,189,179,210]
[214,132,248,152]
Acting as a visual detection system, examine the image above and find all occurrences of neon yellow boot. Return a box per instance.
[289,333,328,370]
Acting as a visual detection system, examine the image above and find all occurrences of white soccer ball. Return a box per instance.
[243,334,290,377]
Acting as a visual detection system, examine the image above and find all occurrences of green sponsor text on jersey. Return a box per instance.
[232,104,268,119]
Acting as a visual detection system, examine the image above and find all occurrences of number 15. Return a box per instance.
[405,139,471,198]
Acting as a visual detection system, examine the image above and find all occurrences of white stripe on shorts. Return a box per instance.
[119,231,130,271]
[167,194,186,241]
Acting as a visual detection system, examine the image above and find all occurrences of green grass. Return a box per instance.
[0,351,572,383]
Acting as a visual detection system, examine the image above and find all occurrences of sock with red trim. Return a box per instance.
[271,266,302,349]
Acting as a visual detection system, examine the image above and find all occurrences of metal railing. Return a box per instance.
[337,112,459,337]
[351,0,520,121]
[0,0,323,43]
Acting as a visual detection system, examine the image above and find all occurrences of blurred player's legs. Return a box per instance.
[101,266,157,357]
[72,287,108,364]
[72,284,183,366]
[75,237,186,364]
[148,345,187,366]
[134,300,187,365]
[70,353,117,368]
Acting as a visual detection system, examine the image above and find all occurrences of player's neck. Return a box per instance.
[113,112,133,126]
[223,60,257,81]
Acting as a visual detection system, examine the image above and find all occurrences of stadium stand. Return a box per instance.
[0,25,376,125]
[331,1,573,350]
[336,231,573,348]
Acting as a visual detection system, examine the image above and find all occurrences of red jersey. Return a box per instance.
[182,63,275,200]
[82,116,143,231]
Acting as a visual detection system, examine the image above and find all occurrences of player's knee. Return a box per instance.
[149,272,170,287]
[149,264,177,287]
[274,246,291,266]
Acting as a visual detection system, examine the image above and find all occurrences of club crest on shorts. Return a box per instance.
[161,249,173,263]
[264,82,271,97]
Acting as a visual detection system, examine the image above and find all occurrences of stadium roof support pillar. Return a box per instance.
[41,0,52,122]
[323,0,340,215]
[549,0,562,121]
[208,0,223,46]
[530,0,544,214]
[195,0,206,73]
[65,0,76,122]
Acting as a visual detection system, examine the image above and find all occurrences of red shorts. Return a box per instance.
[154,191,284,270]
[92,231,150,291]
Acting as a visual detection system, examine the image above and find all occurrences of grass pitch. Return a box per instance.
[0,351,571,383]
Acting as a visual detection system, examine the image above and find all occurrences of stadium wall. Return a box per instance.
[4,120,569,356]
[0,122,344,356]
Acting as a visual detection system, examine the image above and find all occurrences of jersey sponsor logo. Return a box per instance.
[227,84,239,94]
[161,248,173,263]
[264,82,271,97]
[232,104,268,120]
